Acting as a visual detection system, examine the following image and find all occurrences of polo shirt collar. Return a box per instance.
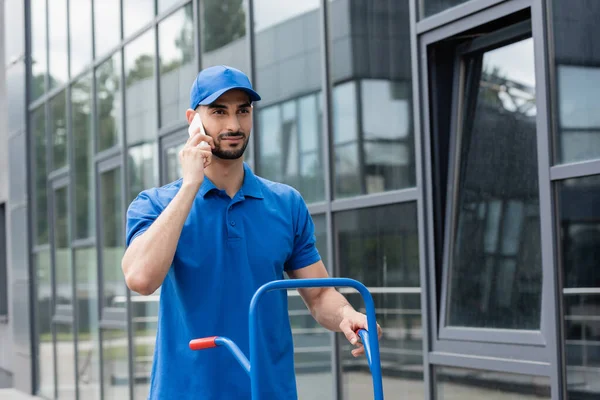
[198,162,264,199]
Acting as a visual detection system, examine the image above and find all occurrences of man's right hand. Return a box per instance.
[180,132,215,187]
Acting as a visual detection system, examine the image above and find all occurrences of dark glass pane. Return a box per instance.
[32,106,49,244]
[55,324,76,399]
[165,142,185,183]
[75,248,101,400]
[558,175,600,399]
[330,2,416,198]
[50,91,68,170]
[203,0,249,73]
[125,31,156,146]
[102,329,129,399]
[69,0,93,77]
[158,4,196,127]
[54,186,72,307]
[100,167,125,308]
[252,0,325,203]
[128,143,157,203]
[96,53,122,152]
[72,74,95,239]
[421,0,470,18]
[123,0,154,39]
[94,0,121,58]
[436,366,551,399]
[35,250,54,398]
[334,203,423,399]
[48,0,68,88]
[446,38,542,330]
[30,0,47,101]
[553,1,600,164]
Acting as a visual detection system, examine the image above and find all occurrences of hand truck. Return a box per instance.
[189,277,384,399]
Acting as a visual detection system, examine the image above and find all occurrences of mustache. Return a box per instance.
[218,132,245,139]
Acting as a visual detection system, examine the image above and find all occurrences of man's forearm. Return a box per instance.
[122,182,200,295]
[308,288,357,332]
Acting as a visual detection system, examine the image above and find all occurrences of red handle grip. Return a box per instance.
[189,336,218,351]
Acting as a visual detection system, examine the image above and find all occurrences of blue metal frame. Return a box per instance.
[189,277,384,399]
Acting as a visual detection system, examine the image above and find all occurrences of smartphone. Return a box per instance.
[188,113,210,149]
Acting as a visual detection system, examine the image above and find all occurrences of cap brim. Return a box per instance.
[198,86,261,106]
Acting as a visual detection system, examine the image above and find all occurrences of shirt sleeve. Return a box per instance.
[284,191,322,271]
[125,190,163,247]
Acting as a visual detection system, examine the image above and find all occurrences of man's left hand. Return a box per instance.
[339,305,383,357]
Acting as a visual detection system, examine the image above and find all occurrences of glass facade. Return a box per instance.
[1,0,598,399]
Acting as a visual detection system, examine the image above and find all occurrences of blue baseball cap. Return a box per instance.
[189,65,261,110]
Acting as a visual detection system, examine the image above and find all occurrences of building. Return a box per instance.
[0,0,599,398]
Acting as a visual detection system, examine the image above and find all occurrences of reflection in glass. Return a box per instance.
[75,248,101,400]
[50,91,68,170]
[54,186,72,307]
[48,0,68,88]
[69,0,92,77]
[56,324,76,399]
[288,215,333,400]
[94,0,121,58]
[446,38,542,330]
[553,0,600,164]
[125,30,156,146]
[159,4,196,127]
[421,0,470,18]
[101,167,125,308]
[32,106,48,244]
[30,0,47,101]
[96,53,122,152]
[257,93,325,203]
[165,142,185,183]
[123,0,155,39]
[202,0,249,72]
[128,143,157,203]
[102,329,130,399]
[558,175,600,398]
[334,203,422,399]
[35,251,54,398]
[436,366,551,399]
[72,75,95,239]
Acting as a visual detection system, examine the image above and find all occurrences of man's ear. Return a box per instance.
[185,109,196,124]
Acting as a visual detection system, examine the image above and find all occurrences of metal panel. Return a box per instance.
[417,0,508,33]
[8,131,27,206]
[550,159,600,181]
[331,188,418,213]
[429,352,551,376]
[9,206,29,283]
[11,280,32,356]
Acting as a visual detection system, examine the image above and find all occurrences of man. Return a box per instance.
[122,65,381,399]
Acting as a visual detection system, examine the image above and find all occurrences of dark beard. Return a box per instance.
[212,132,249,160]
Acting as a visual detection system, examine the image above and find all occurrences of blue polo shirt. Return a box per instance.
[125,163,321,400]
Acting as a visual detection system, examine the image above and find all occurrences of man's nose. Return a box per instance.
[225,115,241,132]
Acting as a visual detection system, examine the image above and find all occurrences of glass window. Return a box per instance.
[48,0,68,88]
[421,0,471,18]
[435,366,551,399]
[445,38,542,330]
[123,0,155,39]
[35,250,54,398]
[69,0,92,77]
[102,328,129,399]
[202,0,249,73]
[158,4,196,127]
[50,91,68,170]
[94,0,121,58]
[330,0,416,198]
[290,214,333,400]
[558,175,600,399]
[4,0,25,65]
[553,1,600,164]
[158,0,180,14]
[100,167,125,309]
[54,186,71,307]
[96,53,122,152]
[30,0,47,101]
[125,30,156,146]
[334,203,423,399]
[72,74,95,239]
[75,247,100,400]
[32,106,48,244]
[165,142,185,183]
[128,143,158,202]
[55,323,75,399]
